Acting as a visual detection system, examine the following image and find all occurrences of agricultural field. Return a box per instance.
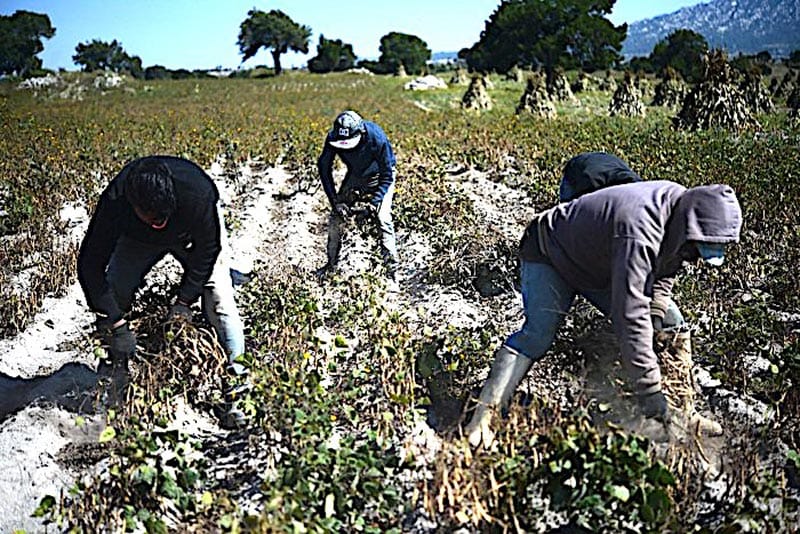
[0,69,799,532]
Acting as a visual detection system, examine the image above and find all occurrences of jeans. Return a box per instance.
[505,261,575,359]
[326,181,398,266]
[106,206,245,371]
[505,260,684,359]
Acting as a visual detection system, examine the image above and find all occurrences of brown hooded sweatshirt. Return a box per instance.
[530,180,742,394]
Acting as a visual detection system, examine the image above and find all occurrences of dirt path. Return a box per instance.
[0,199,103,533]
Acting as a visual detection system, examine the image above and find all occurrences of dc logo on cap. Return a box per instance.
[338,127,350,138]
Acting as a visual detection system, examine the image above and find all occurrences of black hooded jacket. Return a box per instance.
[77,156,221,322]
[560,152,642,202]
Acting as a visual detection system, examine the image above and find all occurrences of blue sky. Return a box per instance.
[2,0,707,71]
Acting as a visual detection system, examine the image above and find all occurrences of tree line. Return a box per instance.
[3,2,799,80]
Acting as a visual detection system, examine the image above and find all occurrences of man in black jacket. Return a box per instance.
[77,156,245,377]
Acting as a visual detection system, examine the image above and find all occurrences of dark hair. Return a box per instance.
[124,158,177,219]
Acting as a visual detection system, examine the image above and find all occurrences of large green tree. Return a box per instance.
[0,10,55,77]
[648,29,709,83]
[72,39,143,77]
[307,35,356,73]
[462,0,625,73]
[377,32,431,75]
[237,9,311,75]
[788,49,800,67]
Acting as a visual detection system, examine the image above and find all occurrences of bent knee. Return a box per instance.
[505,330,554,361]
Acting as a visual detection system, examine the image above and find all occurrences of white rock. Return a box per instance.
[403,75,448,91]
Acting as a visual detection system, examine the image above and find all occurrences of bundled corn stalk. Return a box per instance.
[768,77,780,96]
[546,68,576,102]
[571,70,598,94]
[654,330,722,436]
[598,69,617,92]
[450,68,469,85]
[636,73,654,100]
[673,49,757,132]
[461,75,493,110]
[652,67,688,108]
[505,65,524,82]
[788,85,800,120]
[739,71,775,114]
[772,70,794,99]
[516,73,556,118]
[608,71,646,117]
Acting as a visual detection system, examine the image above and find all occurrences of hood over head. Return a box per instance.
[680,184,742,244]
[659,184,742,272]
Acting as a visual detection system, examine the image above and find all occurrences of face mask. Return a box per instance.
[696,242,726,266]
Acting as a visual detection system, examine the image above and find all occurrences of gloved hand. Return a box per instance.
[334,203,350,217]
[168,302,192,321]
[651,315,664,331]
[108,321,136,358]
[638,390,669,421]
[355,203,378,225]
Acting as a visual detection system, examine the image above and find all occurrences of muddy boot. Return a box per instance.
[315,262,335,280]
[655,329,722,436]
[465,345,533,449]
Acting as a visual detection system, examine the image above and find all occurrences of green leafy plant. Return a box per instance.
[42,419,211,532]
[538,414,675,530]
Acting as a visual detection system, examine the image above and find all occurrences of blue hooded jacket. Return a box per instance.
[317,120,396,208]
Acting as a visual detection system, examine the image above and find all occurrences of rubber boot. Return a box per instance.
[465,345,533,449]
[656,330,722,436]
[314,262,335,280]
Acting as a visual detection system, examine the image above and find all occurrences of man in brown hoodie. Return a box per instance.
[465,180,742,448]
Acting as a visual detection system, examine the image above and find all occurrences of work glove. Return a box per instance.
[355,203,378,225]
[651,315,664,331]
[638,390,669,421]
[105,321,136,358]
[168,302,193,321]
[334,203,350,217]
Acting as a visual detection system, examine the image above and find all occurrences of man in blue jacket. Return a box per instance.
[317,110,398,278]
[77,156,246,423]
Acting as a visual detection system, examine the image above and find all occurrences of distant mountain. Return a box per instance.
[622,0,800,58]
[431,51,459,63]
